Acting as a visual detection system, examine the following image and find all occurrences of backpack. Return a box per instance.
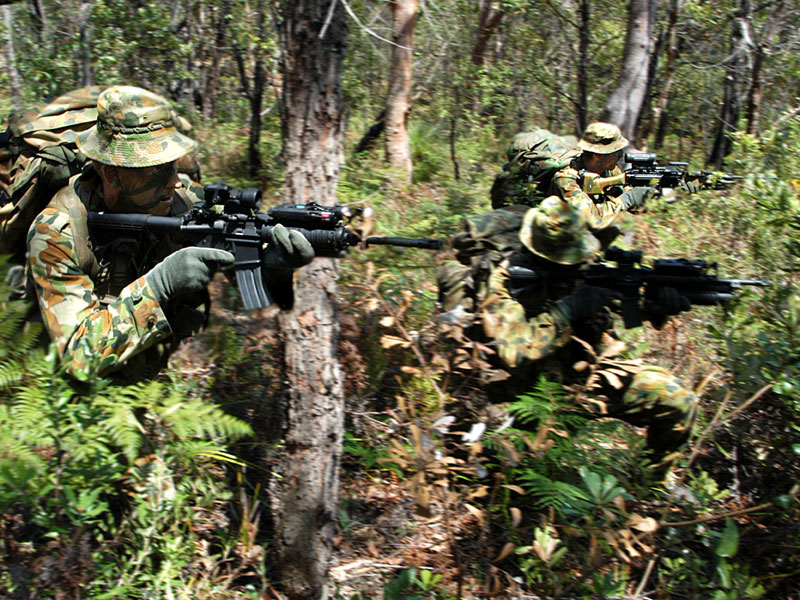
[0,86,109,260]
[490,128,579,210]
[437,204,530,313]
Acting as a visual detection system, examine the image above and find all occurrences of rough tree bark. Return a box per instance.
[2,5,21,112]
[600,0,656,143]
[385,0,417,184]
[707,0,751,169]
[274,1,347,599]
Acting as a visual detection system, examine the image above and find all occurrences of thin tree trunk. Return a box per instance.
[576,0,590,133]
[744,0,784,136]
[600,0,656,143]
[707,0,751,169]
[642,0,681,146]
[232,0,267,178]
[2,6,21,112]
[30,0,50,48]
[385,0,418,184]
[78,0,93,86]
[471,0,505,67]
[207,0,232,120]
[275,1,347,598]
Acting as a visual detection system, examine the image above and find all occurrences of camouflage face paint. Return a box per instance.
[113,162,179,214]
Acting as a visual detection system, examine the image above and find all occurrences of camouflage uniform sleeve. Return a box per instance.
[27,207,172,380]
[481,261,573,368]
[552,165,627,230]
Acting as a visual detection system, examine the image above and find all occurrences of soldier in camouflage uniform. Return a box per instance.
[471,196,697,477]
[492,123,655,242]
[549,122,654,234]
[26,85,313,382]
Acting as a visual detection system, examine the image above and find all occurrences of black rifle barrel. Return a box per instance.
[364,236,443,250]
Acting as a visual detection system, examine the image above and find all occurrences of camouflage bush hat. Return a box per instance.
[77,85,196,167]
[519,196,600,265]
[577,122,629,154]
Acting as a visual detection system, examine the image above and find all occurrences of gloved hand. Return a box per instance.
[167,305,208,340]
[555,285,623,322]
[620,186,656,210]
[679,178,702,194]
[648,286,691,317]
[145,247,235,306]
[262,223,315,279]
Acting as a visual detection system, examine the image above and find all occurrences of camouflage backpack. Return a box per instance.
[490,128,579,210]
[0,86,109,260]
[437,204,530,313]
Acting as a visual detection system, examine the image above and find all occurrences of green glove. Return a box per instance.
[555,285,623,322]
[145,247,234,306]
[620,186,656,210]
[262,223,315,278]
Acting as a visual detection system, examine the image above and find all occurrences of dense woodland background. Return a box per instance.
[1,1,800,599]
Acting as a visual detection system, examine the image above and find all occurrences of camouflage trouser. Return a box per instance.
[583,360,698,475]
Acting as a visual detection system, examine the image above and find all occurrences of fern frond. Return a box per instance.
[175,440,247,466]
[510,376,568,425]
[0,359,25,390]
[15,323,45,356]
[156,389,253,442]
[517,471,589,513]
[96,402,143,462]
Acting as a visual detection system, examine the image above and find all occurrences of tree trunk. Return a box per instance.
[30,0,50,48]
[576,0,590,133]
[707,0,751,169]
[207,0,232,120]
[2,6,21,112]
[641,0,681,147]
[275,1,347,598]
[78,0,94,86]
[599,0,656,143]
[232,0,267,178]
[744,0,784,136]
[385,0,417,184]
[471,0,505,67]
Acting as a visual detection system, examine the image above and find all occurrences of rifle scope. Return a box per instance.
[204,181,262,212]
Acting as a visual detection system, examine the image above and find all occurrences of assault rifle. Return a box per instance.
[87,182,442,310]
[582,152,743,195]
[507,246,769,328]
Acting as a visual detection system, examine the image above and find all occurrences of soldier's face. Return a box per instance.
[109,162,181,215]
[583,151,619,174]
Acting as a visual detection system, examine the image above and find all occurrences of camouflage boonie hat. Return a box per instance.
[520,196,600,265]
[76,85,196,167]
[577,122,628,154]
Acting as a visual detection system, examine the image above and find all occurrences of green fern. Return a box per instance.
[509,376,568,425]
[517,471,589,513]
